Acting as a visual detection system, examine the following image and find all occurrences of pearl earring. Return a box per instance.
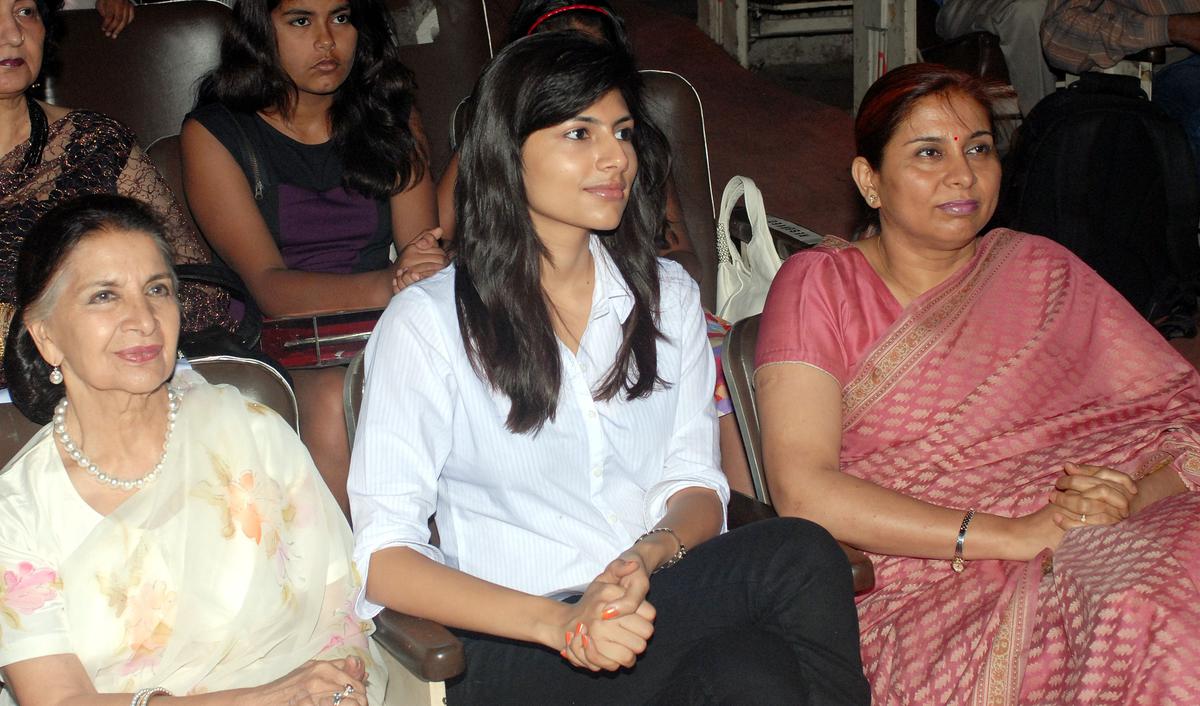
[49,366,63,385]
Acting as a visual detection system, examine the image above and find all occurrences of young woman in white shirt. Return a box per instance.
[348,33,869,705]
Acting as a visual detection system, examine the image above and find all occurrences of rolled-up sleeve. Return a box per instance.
[348,286,456,619]
[643,272,730,529]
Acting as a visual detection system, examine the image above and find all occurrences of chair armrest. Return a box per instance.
[727,489,779,527]
[727,492,875,594]
[1126,46,1166,64]
[373,609,465,683]
[728,206,824,260]
[841,545,875,595]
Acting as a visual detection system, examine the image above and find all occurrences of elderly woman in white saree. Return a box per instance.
[0,195,383,706]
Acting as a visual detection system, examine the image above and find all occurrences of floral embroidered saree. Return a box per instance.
[0,377,383,701]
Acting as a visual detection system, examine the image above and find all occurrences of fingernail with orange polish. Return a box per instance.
[602,607,620,620]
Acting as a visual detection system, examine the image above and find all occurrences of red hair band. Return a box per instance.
[525,4,613,36]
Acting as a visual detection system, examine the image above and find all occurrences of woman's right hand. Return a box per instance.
[392,228,447,293]
[557,578,656,673]
[234,658,367,706]
[1008,504,1072,559]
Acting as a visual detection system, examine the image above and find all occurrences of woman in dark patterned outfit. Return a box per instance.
[0,0,229,387]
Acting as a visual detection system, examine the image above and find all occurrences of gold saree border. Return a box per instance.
[842,230,1023,428]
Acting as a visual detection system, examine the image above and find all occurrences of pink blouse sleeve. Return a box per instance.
[755,249,855,387]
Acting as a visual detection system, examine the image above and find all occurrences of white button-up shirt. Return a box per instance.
[349,237,728,618]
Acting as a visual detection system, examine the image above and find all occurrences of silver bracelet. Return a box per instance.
[131,687,172,706]
[951,508,976,574]
[637,527,687,573]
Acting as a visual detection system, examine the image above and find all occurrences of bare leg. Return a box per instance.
[292,366,352,519]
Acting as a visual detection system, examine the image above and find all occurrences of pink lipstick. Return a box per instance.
[116,345,162,364]
[584,183,626,200]
[937,200,979,215]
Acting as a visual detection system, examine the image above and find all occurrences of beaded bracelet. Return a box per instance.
[637,527,687,573]
[131,687,173,706]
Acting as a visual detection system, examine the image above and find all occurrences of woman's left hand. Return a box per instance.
[559,574,655,672]
[1049,462,1139,528]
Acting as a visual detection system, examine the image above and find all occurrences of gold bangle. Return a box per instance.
[636,527,687,573]
[952,508,976,573]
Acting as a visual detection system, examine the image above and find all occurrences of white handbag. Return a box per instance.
[715,176,783,323]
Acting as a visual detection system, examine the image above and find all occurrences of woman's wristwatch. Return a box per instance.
[637,527,687,573]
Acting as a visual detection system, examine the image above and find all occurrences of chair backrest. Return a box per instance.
[390,0,493,176]
[189,355,300,431]
[640,70,717,310]
[146,135,187,209]
[44,0,230,149]
[1,357,296,471]
[723,313,769,503]
[145,134,203,237]
[343,349,366,447]
[0,403,42,468]
[723,313,877,593]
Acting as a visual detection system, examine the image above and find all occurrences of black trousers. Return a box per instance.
[446,517,869,705]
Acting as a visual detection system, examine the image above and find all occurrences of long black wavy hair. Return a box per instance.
[195,0,424,199]
[455,33,670,434]
[4,195,176,425]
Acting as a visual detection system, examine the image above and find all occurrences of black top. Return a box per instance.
[187,103,394,274]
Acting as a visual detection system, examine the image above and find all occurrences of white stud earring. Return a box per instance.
[49,366,63,385]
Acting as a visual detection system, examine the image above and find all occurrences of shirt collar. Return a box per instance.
[588,234,635,323]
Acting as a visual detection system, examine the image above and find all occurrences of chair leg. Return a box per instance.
[378,643,448,706]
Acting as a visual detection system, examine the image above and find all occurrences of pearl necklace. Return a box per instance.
[53,388,180,492]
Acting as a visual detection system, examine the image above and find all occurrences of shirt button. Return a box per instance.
[587,409,598,420]
[592,466,603,478]
[606,513,618,524]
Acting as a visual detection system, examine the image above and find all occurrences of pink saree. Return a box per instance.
[807,231,1200,704]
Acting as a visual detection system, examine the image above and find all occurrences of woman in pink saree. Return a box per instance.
[756,63,1200,705]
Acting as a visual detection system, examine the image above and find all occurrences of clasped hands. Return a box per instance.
[1047,462,1139,530]
[1012,462,1141,558]
[557,550,657,673]
[391,227,448,293]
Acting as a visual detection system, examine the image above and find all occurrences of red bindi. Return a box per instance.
[953,136,959,141]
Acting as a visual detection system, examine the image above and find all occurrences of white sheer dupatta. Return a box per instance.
[59,380,384,699]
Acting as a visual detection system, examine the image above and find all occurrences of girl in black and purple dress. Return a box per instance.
[180,0,442,516]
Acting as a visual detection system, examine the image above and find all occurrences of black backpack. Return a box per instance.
[998,72,1200,338]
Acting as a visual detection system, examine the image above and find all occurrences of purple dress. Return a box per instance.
[187,103,395,276]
